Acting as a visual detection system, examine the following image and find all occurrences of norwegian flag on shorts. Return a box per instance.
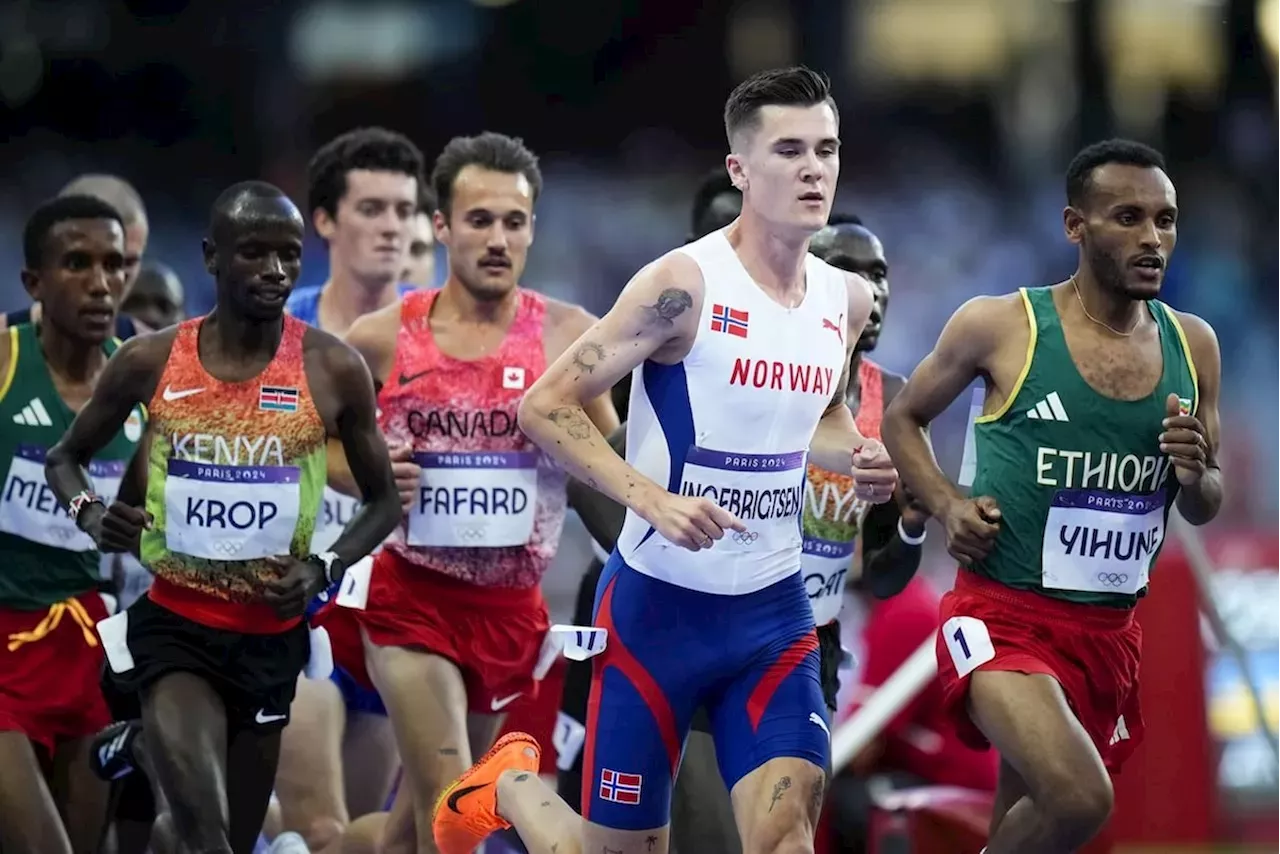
[599,768,642,804]
[710,304,749,338]
[259,386,299,412]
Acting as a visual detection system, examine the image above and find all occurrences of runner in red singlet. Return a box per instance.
[323,131,618,854]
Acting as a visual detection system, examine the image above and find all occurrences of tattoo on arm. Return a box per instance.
[768,775,792,812]
[512,773,530,782]
[547,407,594,440]
[641,288,693,325]
[646,835,657,851]
[573,342,607,374]
[438,748,458,756]
[808,775,826,820]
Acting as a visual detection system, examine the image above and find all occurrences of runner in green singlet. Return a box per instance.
[45,180,404,854]
[0,195,143,854]
[882,139,1225,854]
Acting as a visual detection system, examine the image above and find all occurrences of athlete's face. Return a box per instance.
[315,169,417,288]
[22,218,126,344]
[728,102,839,237]
[122,269,185,331]
[1065,164,1178,301]
[206,200,305,322]
[400,211,436,288]
[435,165,534,302]
[809,225,889,352]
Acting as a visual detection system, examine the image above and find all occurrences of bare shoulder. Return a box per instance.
[624,249,706,307]
[945,292,1030,341]
[114,326,180,377]
[1165,306,1220,363]
[544,295,597,336]
[344,299,402,353]
[302,324,368,383]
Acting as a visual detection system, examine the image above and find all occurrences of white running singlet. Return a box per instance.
[617,229,850,595]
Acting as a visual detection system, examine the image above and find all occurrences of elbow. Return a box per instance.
[516,389,551,437]
[45,441,73,478]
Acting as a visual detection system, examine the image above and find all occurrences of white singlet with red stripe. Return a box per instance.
[616,229,849,595]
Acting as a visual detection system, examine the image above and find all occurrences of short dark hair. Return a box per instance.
[417,181,438,216]
[690,169,739,233]
[431,131,543,216]
[1066,139,1167,207]
[307,127,425,220]
[724,66,836,146]
[826,212,863,227]
[23,195,124,268]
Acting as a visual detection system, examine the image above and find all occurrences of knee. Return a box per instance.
[1046,774,1113,846]
[303,816,347,850]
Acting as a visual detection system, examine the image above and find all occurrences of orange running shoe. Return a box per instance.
[433,731,542,854]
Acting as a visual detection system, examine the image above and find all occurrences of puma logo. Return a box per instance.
[822,315,844,344]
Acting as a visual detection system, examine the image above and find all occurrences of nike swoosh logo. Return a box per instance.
[255,710,288,724]
[446,782,490,814]
[399,369,432,385]
[162,385,205,402]
[490,692,522,712]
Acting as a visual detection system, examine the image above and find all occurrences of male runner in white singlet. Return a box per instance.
[433,66,897,854]
[322,131,618,854]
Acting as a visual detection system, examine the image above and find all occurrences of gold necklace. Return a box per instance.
[1071,275,1139,337]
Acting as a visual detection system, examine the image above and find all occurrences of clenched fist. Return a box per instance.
[941,495,1001,566]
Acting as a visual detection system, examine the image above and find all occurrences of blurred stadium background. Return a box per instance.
[1,0,1276,851]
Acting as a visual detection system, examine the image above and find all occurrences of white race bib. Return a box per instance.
[408,451,538,548]
[164,458,301,561]
[677,447,806,554]
[1042,488,1165,596]
[0,445,124,552]
[312,486,359,553]
[801,536,853,625]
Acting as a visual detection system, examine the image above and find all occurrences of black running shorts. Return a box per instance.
[103,595,309,734]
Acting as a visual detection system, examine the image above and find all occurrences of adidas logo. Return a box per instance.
[1025,391,1069,422]
[1109,715,1130,746]
[13,398,52,427]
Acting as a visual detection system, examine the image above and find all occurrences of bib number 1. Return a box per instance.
[941,616,995,678]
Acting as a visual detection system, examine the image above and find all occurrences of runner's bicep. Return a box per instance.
[55,340,154,463]
[525,259,701,411]
[330,345,395,502]
[894,301,996,425]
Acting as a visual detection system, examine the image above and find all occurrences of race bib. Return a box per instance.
[0,445,124,552]
[677,447,806,554]
[408,451,538,548]
[312,486,359,552]
[801,536,853,625]
[1042,488,1164,596]
[164,458,300,561]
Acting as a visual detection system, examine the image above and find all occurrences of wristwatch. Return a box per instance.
[309,551,345,585]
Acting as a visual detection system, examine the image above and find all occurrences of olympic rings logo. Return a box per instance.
[732,530,760,545]
[458,526,488,543]
[211,540,245,557]
[1096,572,1129,587]
[48,526,79,543]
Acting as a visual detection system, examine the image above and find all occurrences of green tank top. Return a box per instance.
[140,316,326,631]
[969,287,1198,607]
[0,324,146,609]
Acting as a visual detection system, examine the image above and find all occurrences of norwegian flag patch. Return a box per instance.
[710,304,749,338]
[598,768,642,805]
